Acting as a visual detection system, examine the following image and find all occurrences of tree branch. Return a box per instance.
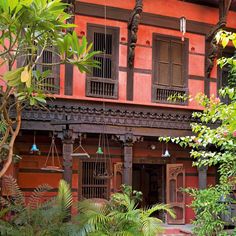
[0,102,21,178]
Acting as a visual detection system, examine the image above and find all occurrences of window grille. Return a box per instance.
[86,25,119,99]
[79,158,110,200]
[37,47,60,94]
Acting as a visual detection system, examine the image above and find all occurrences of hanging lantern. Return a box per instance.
[161,142,171,158]
[30,132,40,155]
[180,16,186,41]
[96,146,103,155]
[41,134,63,172]
[93,133,113,180]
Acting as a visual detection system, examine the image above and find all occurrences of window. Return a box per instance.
[86,24,119,99]
[218,48,235,89]
[152,34,188,105]
[37,47,60,94]
[218,48,235,103]
[17,46,60,94]
[78,158,110,199]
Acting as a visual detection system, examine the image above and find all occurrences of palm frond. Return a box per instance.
[141,217,164,236]
[56,179,73,212]
[28,183,53,209]
[141,203,175,219]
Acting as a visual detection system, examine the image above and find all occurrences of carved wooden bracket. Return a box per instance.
[128,0,143,68]
[57,126,78,144]
[205,0,232,78]
[113,133,143,146]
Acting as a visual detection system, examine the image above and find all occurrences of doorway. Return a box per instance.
[132,164,166,207]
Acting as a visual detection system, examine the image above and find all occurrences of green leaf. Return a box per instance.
[3,67,24,81]
[222,37,229,48]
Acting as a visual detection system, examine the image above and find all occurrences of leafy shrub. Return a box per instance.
[76,185,175,236]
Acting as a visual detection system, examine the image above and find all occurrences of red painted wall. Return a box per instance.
[53,0,235,110]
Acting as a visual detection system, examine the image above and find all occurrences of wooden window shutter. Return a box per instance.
[86,24,119,99]
[152,34,188,105]
[166,164,185,224]
[156,39,170,86]
[171,41,184,87]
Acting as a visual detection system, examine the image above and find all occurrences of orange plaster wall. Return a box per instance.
[189,54,205,76]
[133,73,152,103]
[188,80,204,109]
[119,71,127,100]
[134,46,152,70]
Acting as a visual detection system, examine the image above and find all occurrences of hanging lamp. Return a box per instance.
[30,131,40,155]
[162,142,171,158]
[41,133,63,172]
[71,133,90,158]
[180,16,186,41]
[93,133,113,180]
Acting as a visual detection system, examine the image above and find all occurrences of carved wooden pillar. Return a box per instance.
[127,0,143,101]
[198,166,208,190]
[123,141,133,185]
[60,127,77,186]
[114,133,143,186]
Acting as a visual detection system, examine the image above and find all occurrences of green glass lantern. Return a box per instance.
[96,146,103,155]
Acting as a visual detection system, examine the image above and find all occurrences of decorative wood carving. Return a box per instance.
[205,0,232,78]
[114,133,143,147]
[59,127,77,186]
[128,0,143,68]
[166,164,185,224]
[113,162,124,192]
[113,133,143,186]
[20,100,196,131]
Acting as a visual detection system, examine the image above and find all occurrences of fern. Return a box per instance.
[28,183,52,209]
[0,177,76,235]
[2,175,25,206]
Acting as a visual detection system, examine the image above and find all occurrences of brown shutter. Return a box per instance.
[171,41,184,87]
[157,39,170,86]
[152,34,188,105]
[166,164,185,224]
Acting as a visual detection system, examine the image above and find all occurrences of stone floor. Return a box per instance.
[159,224,193,236]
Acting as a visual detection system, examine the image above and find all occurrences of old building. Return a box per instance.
[4,0,236,224]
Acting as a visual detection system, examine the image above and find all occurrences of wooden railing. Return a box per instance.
[86,78,118,99]
[153,85,188,105]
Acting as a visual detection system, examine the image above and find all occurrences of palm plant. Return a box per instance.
[0,176,76,236]
[77,185,175,236]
